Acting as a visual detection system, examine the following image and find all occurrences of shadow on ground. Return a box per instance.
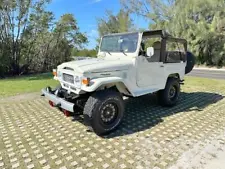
[71,92,224,138]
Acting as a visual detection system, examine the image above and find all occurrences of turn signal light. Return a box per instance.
[82,78,90,86]
[52,69,57,77]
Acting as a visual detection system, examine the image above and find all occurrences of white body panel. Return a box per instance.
[55,32,186,97]
[136,57,165,88]
[56,56,185,97]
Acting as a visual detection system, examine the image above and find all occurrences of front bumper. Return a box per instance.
[41,88,75,112]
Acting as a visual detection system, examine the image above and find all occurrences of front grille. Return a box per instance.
[63,74,74,84]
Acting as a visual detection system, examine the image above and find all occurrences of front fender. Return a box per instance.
[81,77,125,92]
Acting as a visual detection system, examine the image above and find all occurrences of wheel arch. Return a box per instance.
[163,73,181,89]
[96,82,132,96]
[81,77,132,96]
[168,73,180,80]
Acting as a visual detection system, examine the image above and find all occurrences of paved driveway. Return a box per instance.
[0,87,225,169]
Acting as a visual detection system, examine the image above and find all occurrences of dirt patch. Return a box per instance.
[169,129,225,169]
[0,92,41,104]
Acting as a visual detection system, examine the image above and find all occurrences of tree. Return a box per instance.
[38,14,88,72]
[0,0,34,75]
[20,1,55,74]
[0,0,88,76]
[97,9,134,38]
[72,48,97,57]
[121,0,225,66]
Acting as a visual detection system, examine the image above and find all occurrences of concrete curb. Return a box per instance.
[193,67,225,72]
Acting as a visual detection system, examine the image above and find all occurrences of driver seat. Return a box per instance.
[149,41,161,62]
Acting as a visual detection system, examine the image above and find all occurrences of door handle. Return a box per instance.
[160,65,164,68]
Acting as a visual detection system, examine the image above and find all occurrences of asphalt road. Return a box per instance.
[188,69,225,80]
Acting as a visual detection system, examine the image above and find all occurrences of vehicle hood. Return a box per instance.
[58,58,132,73]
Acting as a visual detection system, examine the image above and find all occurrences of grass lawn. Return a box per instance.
[0,73,225,97]
[184,76,225,93]
[0,73,59,97]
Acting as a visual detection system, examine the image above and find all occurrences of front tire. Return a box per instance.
[83,90,124,136]
[158,78,180,106]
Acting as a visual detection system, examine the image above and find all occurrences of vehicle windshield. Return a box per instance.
[100,33,139,53]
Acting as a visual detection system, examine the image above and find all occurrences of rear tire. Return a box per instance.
[158,78,180,106]
[83,90,124,136]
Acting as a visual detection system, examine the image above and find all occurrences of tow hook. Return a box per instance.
[46,86,54,93]
[41,86,53,96]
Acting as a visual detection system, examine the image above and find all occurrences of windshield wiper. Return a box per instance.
[105,50,111,55]
[120,50,127,56]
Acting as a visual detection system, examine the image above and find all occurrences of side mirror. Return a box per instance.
[146,47,154,58]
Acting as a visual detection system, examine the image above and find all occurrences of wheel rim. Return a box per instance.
[100,102,118,125]
[169,86,177,99]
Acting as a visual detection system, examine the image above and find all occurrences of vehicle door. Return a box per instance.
[136,35,165,89]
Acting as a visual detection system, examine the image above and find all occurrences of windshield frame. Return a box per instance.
[99,32,140,54]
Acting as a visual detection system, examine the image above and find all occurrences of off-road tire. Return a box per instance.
[158,78,180,107]
[83,90,124,136]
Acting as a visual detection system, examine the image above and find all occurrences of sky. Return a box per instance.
[47,0,149,49]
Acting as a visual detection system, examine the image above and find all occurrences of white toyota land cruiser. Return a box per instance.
[42,30,195,135]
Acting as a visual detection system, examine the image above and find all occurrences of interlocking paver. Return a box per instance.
[0,162,4,167]
[71,161,78,166]
[55,160,62,165]
[36,154,43,159]
[102,163,110,168]
[42,165,50,169]
[59,166,67,169]
[39,159,47,165]
[0,84,225,169]
[27,164,35,169]
[24,158,32,163]
[86,162,93,167]
[66,156,72,161]
[12,162,19,168]
[51,155,57,160]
